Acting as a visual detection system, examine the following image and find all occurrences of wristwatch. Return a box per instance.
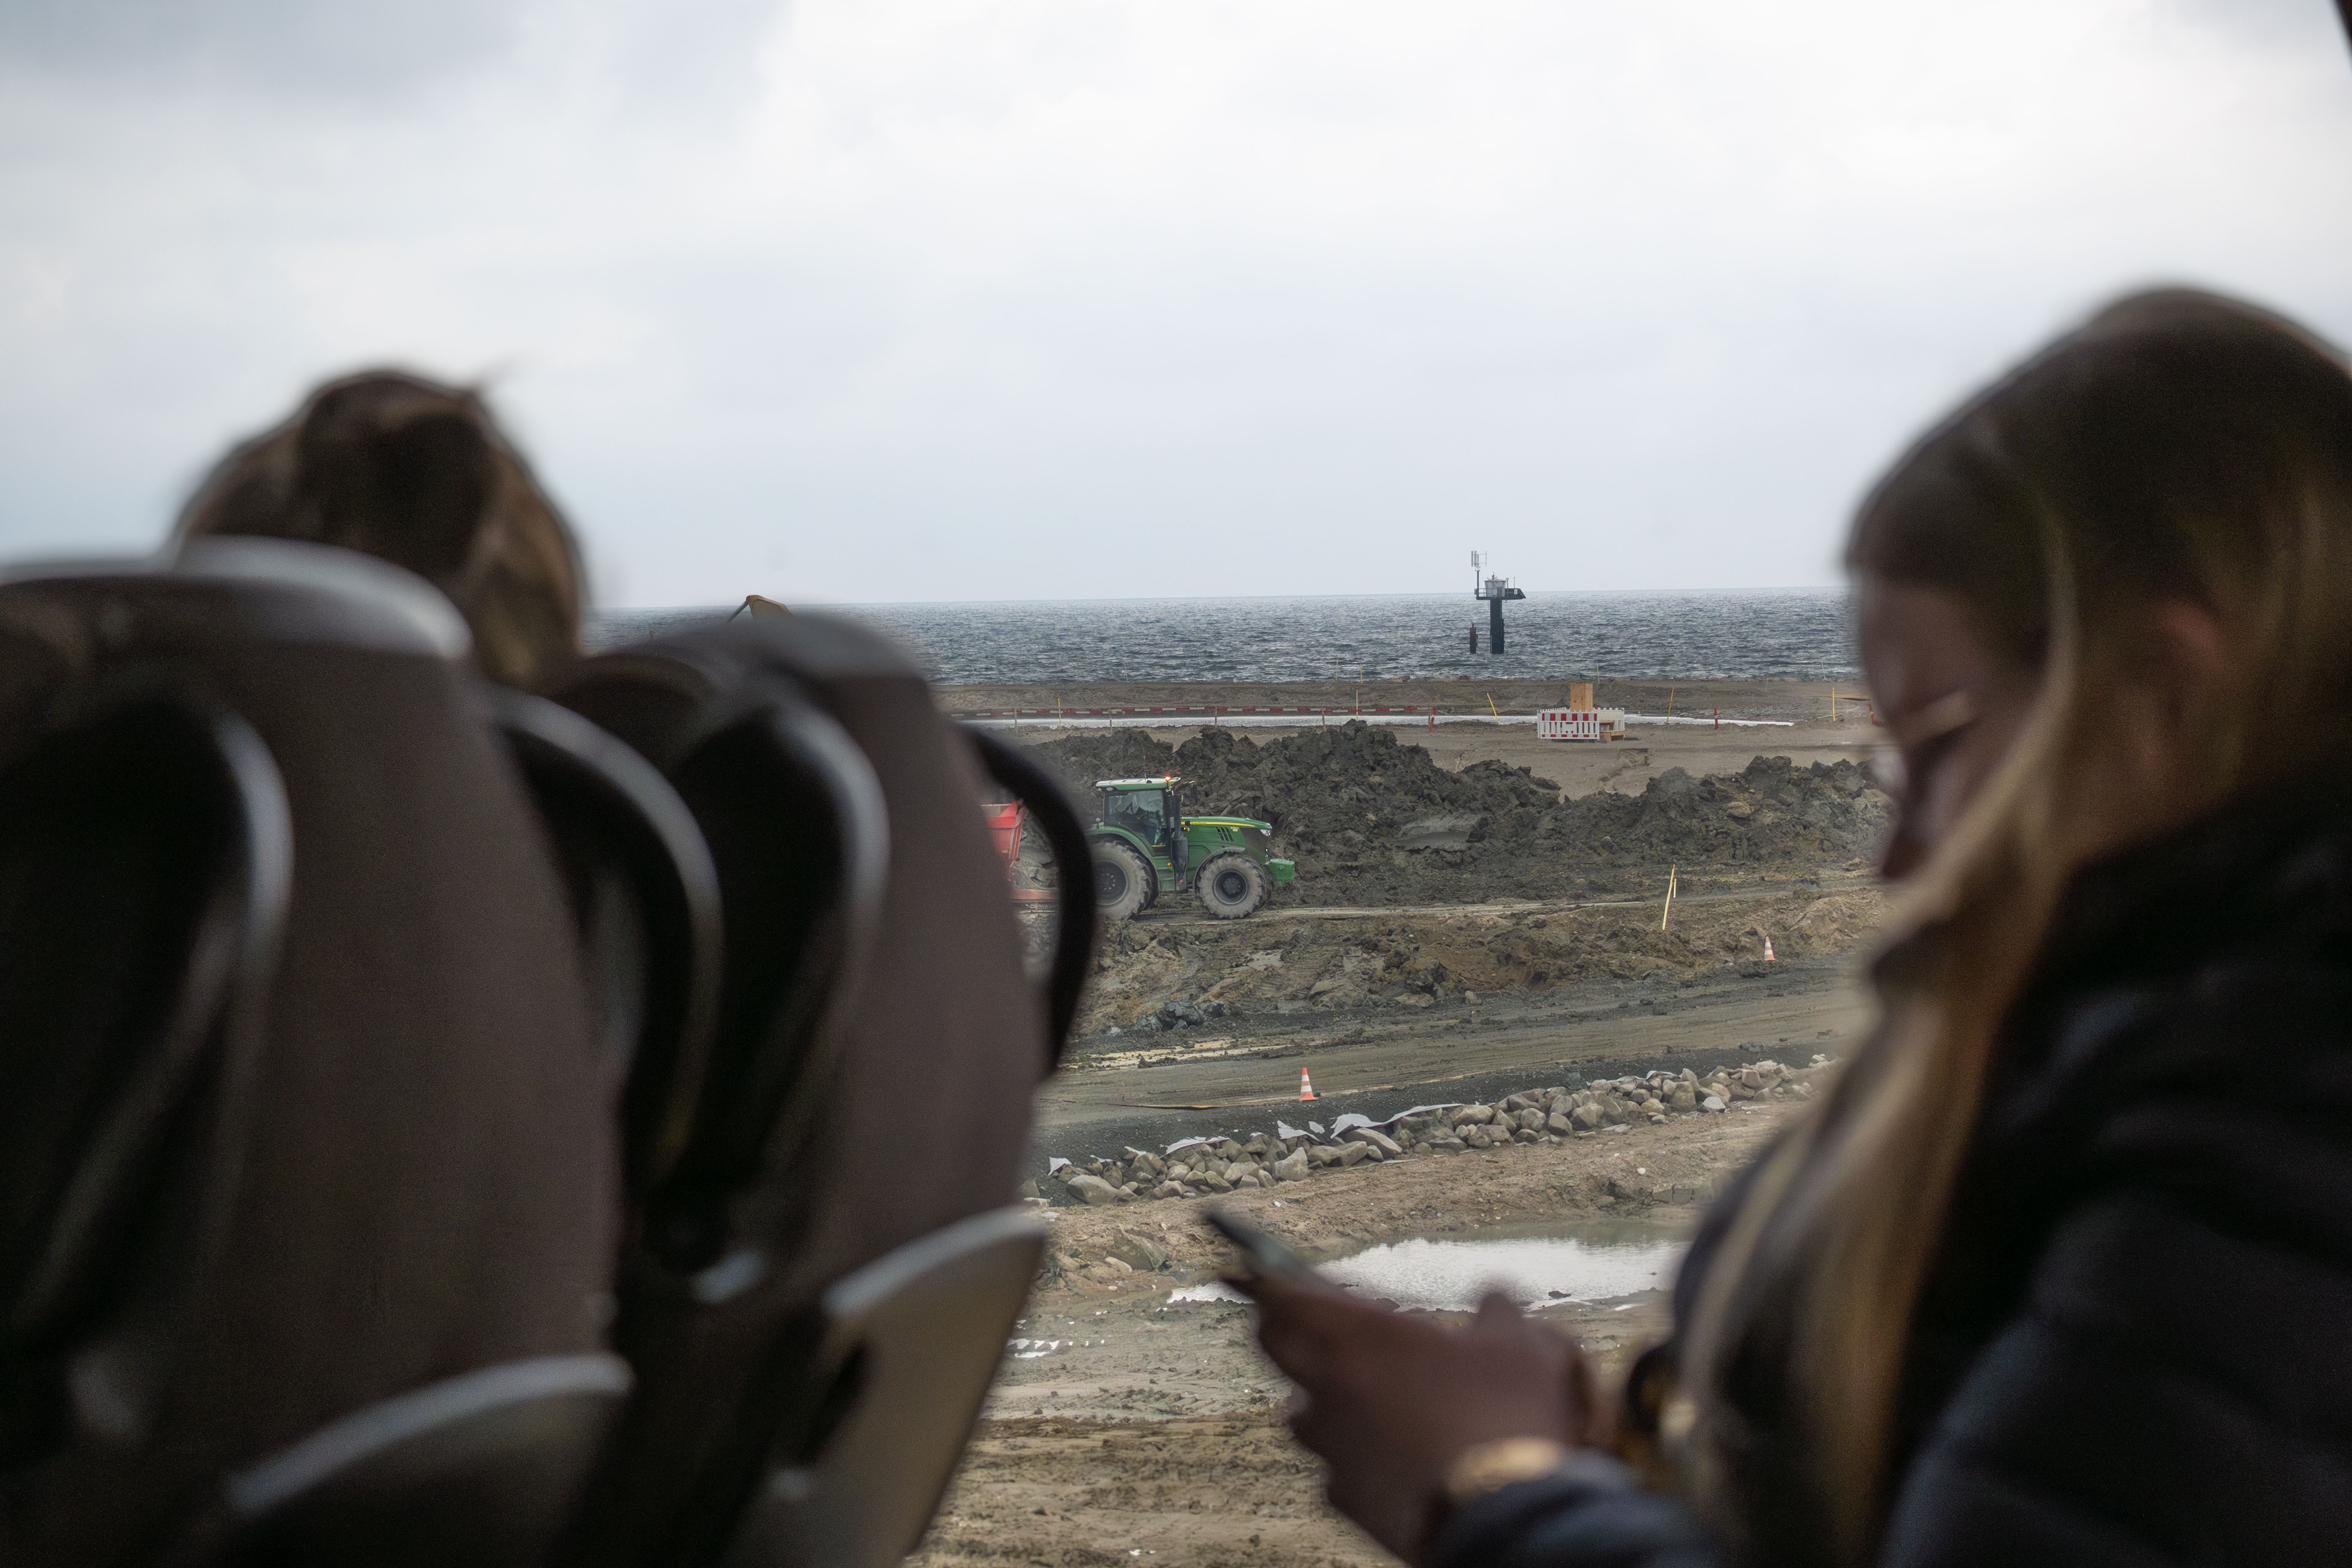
[1442,1437,1575,1507]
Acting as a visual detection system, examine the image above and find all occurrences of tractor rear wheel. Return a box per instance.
[1196,853,1269,919]
[1093,841,1153,922]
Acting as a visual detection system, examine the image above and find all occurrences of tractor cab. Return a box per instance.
[1095,777,1190,877]
[1087,777,1188,923]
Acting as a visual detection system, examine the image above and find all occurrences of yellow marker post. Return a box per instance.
[1667,685,1675,716]
[1487,693,1500,719]
[1660,865,1678,931]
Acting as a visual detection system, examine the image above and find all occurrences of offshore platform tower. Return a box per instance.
[1471,551,1526,653]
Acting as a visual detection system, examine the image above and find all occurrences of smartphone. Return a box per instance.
[1204,1207,1324,1285]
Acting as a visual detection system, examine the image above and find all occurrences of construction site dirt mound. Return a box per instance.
[1022,721,1889,905]
[1083,887,1884,1033]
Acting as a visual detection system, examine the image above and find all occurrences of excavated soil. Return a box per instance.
[915,1105,1802,1568]
[1021,724,1886,906]
[912,1410,1371,1568]
[936,707,1888,1568]
[1031,1102,1792,1291]
[1080,887,1885,1035]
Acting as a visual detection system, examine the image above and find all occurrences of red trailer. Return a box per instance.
[985,800,1056,901]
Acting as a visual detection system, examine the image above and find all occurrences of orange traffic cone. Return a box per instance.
[1763,935,1777,962]
[1299,1068,1317,1101]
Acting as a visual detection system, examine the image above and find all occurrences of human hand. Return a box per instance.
[1245,1275,1606,1564]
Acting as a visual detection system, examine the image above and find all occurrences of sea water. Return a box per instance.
[585,589,1854,685]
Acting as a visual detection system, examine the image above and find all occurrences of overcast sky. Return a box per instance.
[3,0,2349,607]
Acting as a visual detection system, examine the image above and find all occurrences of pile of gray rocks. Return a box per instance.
[1113,997,1233,1035]
[1045,1057,1821,1206]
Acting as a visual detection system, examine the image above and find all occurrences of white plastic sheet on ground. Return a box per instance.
[1168,1281,1251,1305]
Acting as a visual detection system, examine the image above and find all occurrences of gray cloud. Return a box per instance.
[2167,0,2347,49]
[589,0,787,122]
[1,1,2349,607]
[0,0,526,98]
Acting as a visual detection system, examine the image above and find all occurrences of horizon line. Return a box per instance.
[593,585,1852,614]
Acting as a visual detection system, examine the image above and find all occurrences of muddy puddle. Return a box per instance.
[988,1217,1685,1422]
[1169,1217,1684,1312]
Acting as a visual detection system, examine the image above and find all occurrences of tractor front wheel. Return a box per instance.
[1196,853,1269,920]
[1093,841,1154,922]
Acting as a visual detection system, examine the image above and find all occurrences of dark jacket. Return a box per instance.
[1433,794,2352,1567]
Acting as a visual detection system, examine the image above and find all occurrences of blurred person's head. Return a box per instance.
[1683,289,2352,1562]
[175,370,585,691]
[1849,287,2352,878]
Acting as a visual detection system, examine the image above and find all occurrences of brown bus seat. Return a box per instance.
[0,537,621,1567]
[555,617,1091,1566]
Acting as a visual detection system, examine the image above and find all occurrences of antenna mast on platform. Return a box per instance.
[1471,550,1526,654]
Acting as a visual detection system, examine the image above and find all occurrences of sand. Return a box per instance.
[944,677,1865,723]
[916,679,1890,1567]
[955,678,1882,802]
[916,1105,1806,1568]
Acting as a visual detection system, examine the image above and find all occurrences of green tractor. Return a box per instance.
[1089,776,1295,921]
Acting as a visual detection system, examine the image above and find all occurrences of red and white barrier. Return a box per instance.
[1536,708,1627,741]
[1537,709,1602,740]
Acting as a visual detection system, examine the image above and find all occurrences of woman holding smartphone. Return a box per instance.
[1245,289,2352,1566]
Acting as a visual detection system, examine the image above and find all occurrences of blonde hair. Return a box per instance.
[175,370,586,691]
[1678,290,2352,1563]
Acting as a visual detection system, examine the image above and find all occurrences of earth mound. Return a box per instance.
[1081,887,1884,1032]
[1023,721,1888,904]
